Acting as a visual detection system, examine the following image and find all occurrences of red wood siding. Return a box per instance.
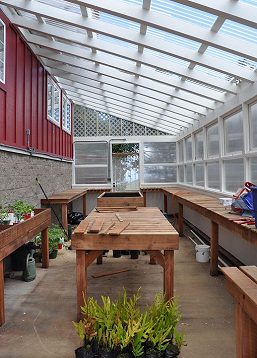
[0,10,73,159]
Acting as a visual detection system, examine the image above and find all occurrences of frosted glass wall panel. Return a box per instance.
[178,141,184,163]
[195,131,204,160]
[249,102,257,149]
[185,137,192,162]
[224,111,243,154]
[144,166,177,183]
[75,167,108,184]
[185,164,193,185]
[250,157,257,183]
[224,159,244,192]
[178,165,184,182]
[75,142,108,165]
[207,162,220,190]
[207,123,219,158]
[195,163,204,187]
[144,142,176,164]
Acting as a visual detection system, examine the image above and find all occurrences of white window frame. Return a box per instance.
[0,18,6,84]
[47,75,60,126]
[62,94,72,134]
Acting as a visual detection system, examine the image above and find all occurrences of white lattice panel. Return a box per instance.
[98,112,110,136]
[134,123,146,136]
[110,116,121,136]
[146,127,159,136]
[122,119,134,136]
[86,108,98,136]
[74,105,85,137]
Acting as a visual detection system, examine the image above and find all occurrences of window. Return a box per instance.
[178,141,184,163]
[249,102,257,150]
[47,76,60,125]
[224,159,244,193]
[249,157,257,183]
[195,131,204,160]
[185,136,192,162]
[207,123,219,158]
[224,111,243,154]
[185,164,192,185]
[0,19,5,83]
[195,163,204,187]
[207,162,220,190]
[178,165,184,182]
[62,95,72,134]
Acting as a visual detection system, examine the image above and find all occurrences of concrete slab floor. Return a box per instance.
[0,237,235,358]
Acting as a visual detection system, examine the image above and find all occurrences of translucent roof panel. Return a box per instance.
[97,34,138,50]
[150,0,217,28]
[193,65,234,82]
[143,48,191,67]
[37,0,81,14]
[239,0,257,5]
[219,20,257,45]
[95,12,140,31]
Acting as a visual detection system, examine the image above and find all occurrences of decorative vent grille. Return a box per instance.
[74,105,170,137]
[110,117,121,136]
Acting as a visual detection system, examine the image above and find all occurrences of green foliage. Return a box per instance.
[0,205,9,223]
[48,224,64,252]
[73,290,184,355]
[11,200,34,221]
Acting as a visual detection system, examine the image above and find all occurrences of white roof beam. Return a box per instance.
[171,0,257,29]
[0,0,246,85]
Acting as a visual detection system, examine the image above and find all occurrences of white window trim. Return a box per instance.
[0,18,6,84]
[62,94,72,134]
[47,75,60,126]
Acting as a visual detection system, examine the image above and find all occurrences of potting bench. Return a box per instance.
[72,207,179,319]
[41,188,87,231]
[0,208,51,326]
[221,266,257,358]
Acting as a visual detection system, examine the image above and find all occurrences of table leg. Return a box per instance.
[164,250,174,301]
[82,194,87,217]
[0,260,5,326]
[41,228,49,269]
[143,192,146,207]
[164,194,168,213]
[178,203,184,237]
[236,302,257,358]
[61,204,68,232]
[76,250,86,321]
[97,254,103,265]
[210,221,219,276]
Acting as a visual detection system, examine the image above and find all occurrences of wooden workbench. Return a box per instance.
[72,207,179,319]
[0,208,51,326]
[163,187,257,276]
[41,189,87,231]
[221,266,257,358]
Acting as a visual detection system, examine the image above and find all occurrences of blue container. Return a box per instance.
[251,186,257,228]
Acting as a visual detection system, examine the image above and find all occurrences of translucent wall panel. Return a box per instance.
[250,157,257,183]
[185,164,192,184]
[207,162,220,190]
[185,136,192,162]
[195,131,204,160]
[75,142,108,165]
[207,123,219,158]
[249,102,257,149]
[178,165,184,182]
[224,159,244,192]
[178,141,184,163]
[195,163,204,187]
[224,111,243,154]
[75,167,108,184]
[144,166,177,183]
[144,142,176,164]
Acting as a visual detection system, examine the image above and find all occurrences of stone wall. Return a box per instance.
[0,150,72,207]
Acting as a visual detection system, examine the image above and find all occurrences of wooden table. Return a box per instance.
[221,266,257,358]
[0,208,51,326]
[72,207,179,319]
[41,189,87,231]
[163,187,257,276]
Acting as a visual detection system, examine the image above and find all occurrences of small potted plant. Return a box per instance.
[0,205,10,225]
[12,200,35,222]
[48,224,64,259]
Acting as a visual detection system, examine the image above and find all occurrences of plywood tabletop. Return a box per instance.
[41,188,87,204]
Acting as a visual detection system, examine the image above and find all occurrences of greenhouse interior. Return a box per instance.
[0,0,257,357]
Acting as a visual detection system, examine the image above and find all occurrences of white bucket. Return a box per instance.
[195,244,210,263]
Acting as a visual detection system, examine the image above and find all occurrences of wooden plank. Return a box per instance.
[41,228,49,269]
[239,266,257,284]
[210,221,219,276]
[115,213,123,222]
[147,250,165,268]
[108,222,130,235]
[61,204,68,232]
[73,220,90,234]
[0,260,4,326]
[76,250,86,321]
[164,250,174,301]
[87,219,104,233]
[95,206,138,212]
[99,222,115,235]
[92,268,130,278]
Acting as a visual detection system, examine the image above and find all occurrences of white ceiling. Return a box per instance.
[1,0,257,135]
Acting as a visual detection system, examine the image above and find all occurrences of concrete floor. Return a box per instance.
[0,237,235,358]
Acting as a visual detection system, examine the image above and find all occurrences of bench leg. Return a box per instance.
[41,228,49,269]
[0,260,5,326]
[210,221,219,276]
[178,203,184,237]
[164,250,174,301]
[76,250,86,321]
[61,204,68,233]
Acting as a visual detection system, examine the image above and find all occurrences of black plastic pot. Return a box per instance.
[75,346,94,358]
[98,347,113,358]
[164,345,180,358]
[145,348,163,358]
[113,250,121,258]
[49,249,58,259]
[130,250,140,259]
[116,352,132,358]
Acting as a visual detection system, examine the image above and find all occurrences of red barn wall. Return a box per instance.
[0,10,73,159]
